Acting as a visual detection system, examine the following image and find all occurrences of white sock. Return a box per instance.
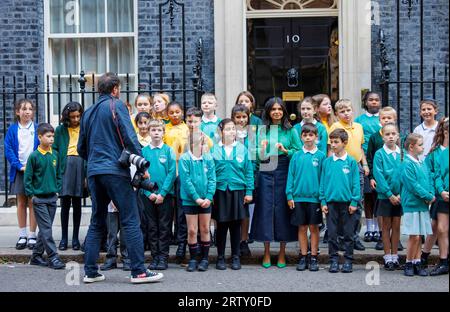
[28,232,36,239]
[413,259,421,264]
[18,227,27,237]
[366,219,373,232]
[373,219,379,232]
[392,254,399,262]
[383,254,392,263]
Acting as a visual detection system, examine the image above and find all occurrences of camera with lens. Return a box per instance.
[118,150,158,192]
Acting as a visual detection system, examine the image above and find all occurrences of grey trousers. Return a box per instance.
[32,195,59,259]
[105,211,129,260]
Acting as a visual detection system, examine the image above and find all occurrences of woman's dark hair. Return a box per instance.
[362,91,381,109]
[61,101,83,127]
[134,111,151,125]
[262,97,292,130]
[98,72,121,95]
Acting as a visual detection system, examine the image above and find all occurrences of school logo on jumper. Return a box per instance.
[236,156,244,163]
[159,155,167,164]
[342,165,350,175]
[53,160,57,167]
[204,165,208,173]
[312,157,319,167]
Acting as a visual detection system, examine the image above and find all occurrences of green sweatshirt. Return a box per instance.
[425,146,446,196]
[293,120,328,155]
[179,151,216,206]
[355,113,381,154]
[141,143,177,197]
[435,147,449,198]
[250,114,263,126]
[400,155,434,213]
[201,117,222,143]
[286,147,326,203]
[258,125,302,160]
[211,142,254,196]
[319,153,361,207]
[373,146,402,199]
[24,147,61,197]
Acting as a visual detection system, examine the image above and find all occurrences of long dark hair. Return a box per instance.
[61,101,84,127]
[430,116,449,154]
[262,97,292,130]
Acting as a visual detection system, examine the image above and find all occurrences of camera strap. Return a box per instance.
[109,98,125,149]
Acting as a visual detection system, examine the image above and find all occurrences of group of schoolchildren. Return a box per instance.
[4,88,449,277]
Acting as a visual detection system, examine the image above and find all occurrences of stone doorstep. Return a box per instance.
[0,248,440,266]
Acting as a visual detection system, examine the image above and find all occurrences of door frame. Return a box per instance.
[214,0,371,118]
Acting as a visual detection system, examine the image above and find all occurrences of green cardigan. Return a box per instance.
[53,124,86,174]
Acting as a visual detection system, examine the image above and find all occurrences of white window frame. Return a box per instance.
[43,0,138,125]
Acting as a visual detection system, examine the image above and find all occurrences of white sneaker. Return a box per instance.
[83,273,106,283]
[130,269,164,284]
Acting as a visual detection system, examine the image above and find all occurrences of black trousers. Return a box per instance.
[105,211,128,260]
[174,177,187,243]
[141,192,174,258]
[326,202,356,262]
[216,220,241,257]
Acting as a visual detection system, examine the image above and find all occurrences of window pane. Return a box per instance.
[51,39,78,75]
[50,0,76,33]
[80,38,106,75]
[109,38,135,74]
[80,0,105,33]
[52,77,79,116]
[107,0,134,32]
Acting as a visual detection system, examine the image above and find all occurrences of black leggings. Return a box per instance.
[216,220,241,257]
[60,196,82,241]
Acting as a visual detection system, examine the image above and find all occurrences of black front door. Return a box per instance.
[247,17,339,116]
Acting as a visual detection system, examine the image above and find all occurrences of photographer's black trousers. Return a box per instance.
[140,192,174,258]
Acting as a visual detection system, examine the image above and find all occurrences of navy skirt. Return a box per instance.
[60,156,86,197]
[250,155,298,243]
[213,188,247,222]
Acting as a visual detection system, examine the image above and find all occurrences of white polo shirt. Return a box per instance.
[413,121,438,160]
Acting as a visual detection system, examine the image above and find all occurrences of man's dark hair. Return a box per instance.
[37,123,54,136]
[329,128,348,142]
[186,107,202,118]
[98,72,121,95]
[301,122,318,136]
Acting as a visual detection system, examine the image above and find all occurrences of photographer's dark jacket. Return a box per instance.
[77,94,141,178]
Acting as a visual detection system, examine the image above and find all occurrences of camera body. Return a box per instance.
[118,150,158,192]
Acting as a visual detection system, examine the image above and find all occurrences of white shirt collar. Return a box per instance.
[189,151,203,161]
[383,144,400,155]
[302,146,318,154]
[421,122,438,131]
[332,152,348,161]
[365,112,379,117]
[202,115,218,123]
[440,145,446,151]
[18,121,33,130]
[300,119,317,126]
[218,141,237,147]
[406,154,421,164]
[149,141,164,149]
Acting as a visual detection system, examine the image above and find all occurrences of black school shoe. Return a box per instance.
[341,261,353,273]
[186,259,198,272]
[100,258,117,271]
[29,255,48,267]
[429,263,449,276]
[147,256,159,270]
[404,262,414,276]
[309,257,319,272]
[328,261,339,273]
[296,255,308,271]
[354,240,366,251]
[363,231,373,242]
[48,257,65,270]
[198,259,209,271]
[27,237,37,250]
[16,237,28,250]
[216,256,226,270]
[374,240,384,251]
[230,256,241,270]
[156,257,168,270]
[240,240,251,257]
[414,263,429,276]
[384,261,395,271]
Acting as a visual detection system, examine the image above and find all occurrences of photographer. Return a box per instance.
[77,72,163,284]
